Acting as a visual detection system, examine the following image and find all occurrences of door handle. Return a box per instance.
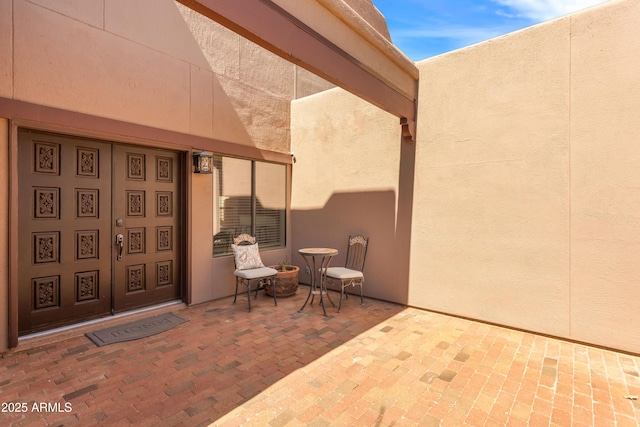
[115,234,124,261]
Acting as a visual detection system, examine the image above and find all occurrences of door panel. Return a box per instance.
[18,131,183,335]
[112,145,181,312]
[18,131,112,334]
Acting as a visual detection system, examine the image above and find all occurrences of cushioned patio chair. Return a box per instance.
[325,235,369,312]
[232,234,278,311]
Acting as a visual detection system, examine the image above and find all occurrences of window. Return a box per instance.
[212,155,286,256]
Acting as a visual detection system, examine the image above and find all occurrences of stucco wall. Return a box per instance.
[412,17,572,336]
[290,88,409,304]
[411,0,639,353]
[0,119,8,351]
[6,0,305,150]
[569,0,640,350]
[0,0,10,99]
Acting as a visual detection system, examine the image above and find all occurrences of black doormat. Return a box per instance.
[85,312,187,347]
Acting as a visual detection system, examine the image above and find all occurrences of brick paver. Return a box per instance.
[1,288,639,426]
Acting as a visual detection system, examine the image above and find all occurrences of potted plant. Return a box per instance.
[265,259,299,297]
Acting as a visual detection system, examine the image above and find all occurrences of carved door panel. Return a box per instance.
[18,131,183,335]
[18,131,112,334]
[112,145,181,312]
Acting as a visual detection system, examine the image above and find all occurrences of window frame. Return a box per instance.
[212,155,287,257]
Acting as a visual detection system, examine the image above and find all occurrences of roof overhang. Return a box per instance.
[177,0,419,143]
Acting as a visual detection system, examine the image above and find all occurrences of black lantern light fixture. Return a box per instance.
[192,151,213,174]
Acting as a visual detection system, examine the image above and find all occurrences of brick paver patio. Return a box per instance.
[1,287,639,426]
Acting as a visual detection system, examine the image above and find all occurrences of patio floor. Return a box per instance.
[1,287,639,426]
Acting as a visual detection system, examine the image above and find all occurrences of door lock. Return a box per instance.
[115,233,124,261]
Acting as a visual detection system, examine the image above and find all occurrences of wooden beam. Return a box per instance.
[177,0,417,142]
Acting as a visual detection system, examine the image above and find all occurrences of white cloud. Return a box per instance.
[394,24,512,46]
[491,0,609,21]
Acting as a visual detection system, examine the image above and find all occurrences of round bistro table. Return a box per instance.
[297,247,338,316]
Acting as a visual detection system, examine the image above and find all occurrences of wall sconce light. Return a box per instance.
[192,151,213,174]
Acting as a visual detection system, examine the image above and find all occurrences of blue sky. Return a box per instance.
[371,0,610,61]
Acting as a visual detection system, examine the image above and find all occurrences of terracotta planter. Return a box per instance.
[265,265,299,297]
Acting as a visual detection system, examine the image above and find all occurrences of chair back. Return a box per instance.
[233,233,256,246]
[344,235,368,272]
[231,234,265,271]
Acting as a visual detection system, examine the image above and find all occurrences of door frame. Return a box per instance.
[7,117,192,347]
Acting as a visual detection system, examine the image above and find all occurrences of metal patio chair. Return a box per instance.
[231,234,278,311]
[324,235,369,312]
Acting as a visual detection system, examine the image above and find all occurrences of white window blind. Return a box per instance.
[212,155,286,256]
[255,161,286,248]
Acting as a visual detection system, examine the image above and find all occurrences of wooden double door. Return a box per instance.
[18,130,183,335]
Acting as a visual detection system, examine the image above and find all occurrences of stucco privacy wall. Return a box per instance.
[569,0,640,350]
[412,18,572,337]
[411,0,640,353]
[290,89,408,304]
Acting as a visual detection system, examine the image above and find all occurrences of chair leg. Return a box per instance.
[247,283,252,312]
[360,283,364,305]
[338,284,345,313]
[233,278,239,304]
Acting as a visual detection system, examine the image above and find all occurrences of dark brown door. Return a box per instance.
[18,131,113,334]
[18,131,182,335]
[112,145,181,312]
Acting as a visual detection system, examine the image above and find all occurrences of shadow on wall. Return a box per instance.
[291,190,409,305]
[177,3,263,149]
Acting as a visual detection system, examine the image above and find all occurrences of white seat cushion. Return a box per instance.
[325,267,363,280]
[234,267,278,280]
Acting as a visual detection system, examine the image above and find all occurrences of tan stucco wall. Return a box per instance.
[8,0,306,150]
[411,0,639,353]
[290,89,409,304]
[0,119,8,351]
[412,17,572,337]
[14,0,190,134]
[289,0,639,353]
[0,0,10,99]
[569,0,640,350]
[0,0,10,352]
